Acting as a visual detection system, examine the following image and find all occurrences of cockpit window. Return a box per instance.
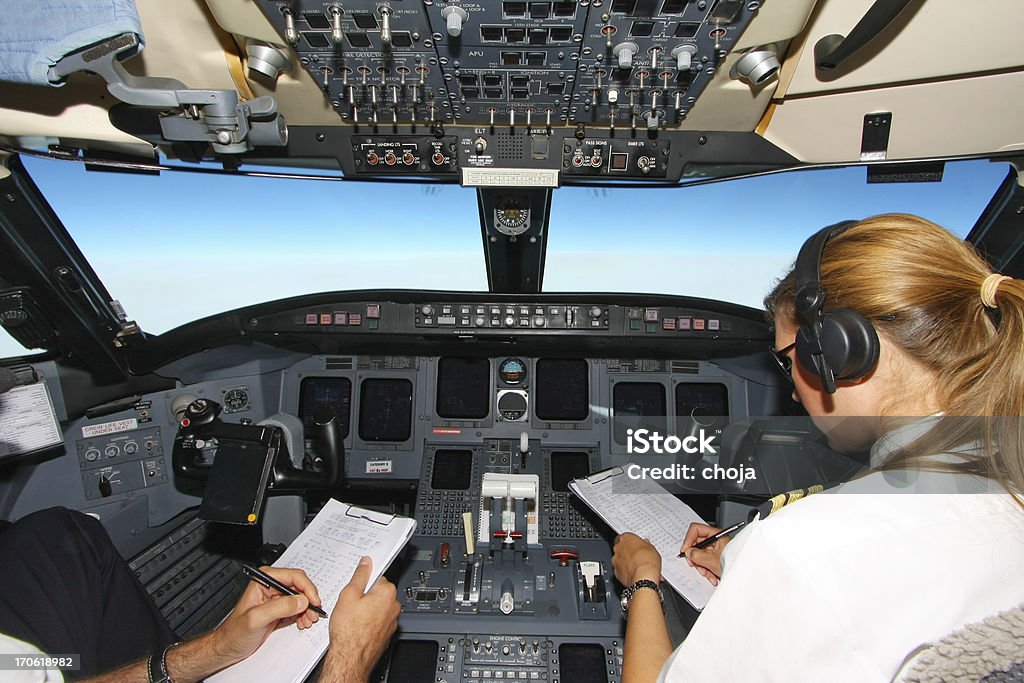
[0,156,1009,359]
[16,155,484,339]
[545,160,1009,307]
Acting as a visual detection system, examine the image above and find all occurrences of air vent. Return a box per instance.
[325,357,354,370]
[671,361,699,374]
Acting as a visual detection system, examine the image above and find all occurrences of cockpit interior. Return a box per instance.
[1,0,1023,680]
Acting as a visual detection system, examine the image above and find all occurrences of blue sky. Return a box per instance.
[0,156,1009,358]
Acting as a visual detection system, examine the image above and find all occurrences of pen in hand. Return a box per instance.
[677,520,747,558]
[241,563,328,618]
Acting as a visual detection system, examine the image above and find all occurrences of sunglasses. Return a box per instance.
[769,341,797,381]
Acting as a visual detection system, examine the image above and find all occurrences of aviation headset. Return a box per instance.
[793,220,880,394]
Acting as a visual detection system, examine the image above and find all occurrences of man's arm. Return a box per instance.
[321,556,401,683]
[82,566,324,683]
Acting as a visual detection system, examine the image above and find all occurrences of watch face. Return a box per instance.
[620,591,630,613]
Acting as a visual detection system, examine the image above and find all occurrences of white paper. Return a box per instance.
[569,467,715,610]
[208,499,416,683]
[0,382,62,458]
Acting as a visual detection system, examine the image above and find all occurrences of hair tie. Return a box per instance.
[980,273,1012,308]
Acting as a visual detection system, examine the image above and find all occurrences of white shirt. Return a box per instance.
[658,423,1024,682]
[0,633,64,682]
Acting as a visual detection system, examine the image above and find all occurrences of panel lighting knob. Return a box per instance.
[475,316,486,327]
[421,304,434,316]
[505,316,516,327]
[590,306,603,318]
[613,42,639,70]
[441,6,469,38]
[533,315,545,327]
[672,44,698,71]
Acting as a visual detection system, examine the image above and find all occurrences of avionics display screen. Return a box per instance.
[436,357,490,420]
[358,378,413,442]
[550,452,591,492]
[298,377,352,438]
[612,381,667,444]
[431,449,474,490]
[676,382,729,418]
[385,640,439,683]
[535,358,589,421]
[558,644,608,680]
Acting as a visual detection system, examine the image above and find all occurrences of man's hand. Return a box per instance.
[210,566,323,667]
[322,556,401,683]
[611,533,662,586]
[680,522,729,586]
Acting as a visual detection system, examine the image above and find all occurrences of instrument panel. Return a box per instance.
[22,331,778,683]
[290,354,736,481]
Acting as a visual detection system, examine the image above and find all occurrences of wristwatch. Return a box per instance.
[148,642,178,683]
[619,579,664,619]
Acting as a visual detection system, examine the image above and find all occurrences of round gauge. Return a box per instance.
[494,196,530,236]
[224,388,249,411]
[499,358,527,385]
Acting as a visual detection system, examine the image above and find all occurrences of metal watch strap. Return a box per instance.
[148,642,178,683]
[621,579,663,618]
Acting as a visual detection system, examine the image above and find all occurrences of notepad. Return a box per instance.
[208,499,416,683]
[569,466,715,610]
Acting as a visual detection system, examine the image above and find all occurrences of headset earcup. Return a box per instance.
[795,309,879,382]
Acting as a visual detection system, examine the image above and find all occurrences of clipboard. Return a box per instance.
[580,465,627,485]
[568,463,716,610]
[0,379,63,461]
[208,499,416,683]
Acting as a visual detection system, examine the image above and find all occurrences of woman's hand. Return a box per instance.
[611,532,662,586]
[680,523,729,586]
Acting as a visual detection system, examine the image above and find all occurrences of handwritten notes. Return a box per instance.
[570,469,715,609]
[208,499,415,683]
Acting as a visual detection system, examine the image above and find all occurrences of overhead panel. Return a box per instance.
[252,0,762,129]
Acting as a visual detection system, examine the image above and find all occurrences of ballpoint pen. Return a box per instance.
[241,563,328,618]
[677,520,747,558]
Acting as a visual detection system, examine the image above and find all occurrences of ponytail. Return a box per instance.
[765,214,1024,501]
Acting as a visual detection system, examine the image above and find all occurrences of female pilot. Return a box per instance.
[612,213,1024,682]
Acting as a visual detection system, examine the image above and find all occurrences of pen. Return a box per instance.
[677,520,747,558]
[241,563,328,618]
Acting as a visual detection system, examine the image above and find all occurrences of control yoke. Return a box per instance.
[171,400,339,493]
[48,33,287,154]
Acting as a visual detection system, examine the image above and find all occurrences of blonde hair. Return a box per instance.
[765,214,1024,496]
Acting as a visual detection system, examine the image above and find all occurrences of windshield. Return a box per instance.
[0,156,1009,359]
[545,162,1008,303]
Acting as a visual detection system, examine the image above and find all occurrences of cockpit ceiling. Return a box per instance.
[0,0,1022,166]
